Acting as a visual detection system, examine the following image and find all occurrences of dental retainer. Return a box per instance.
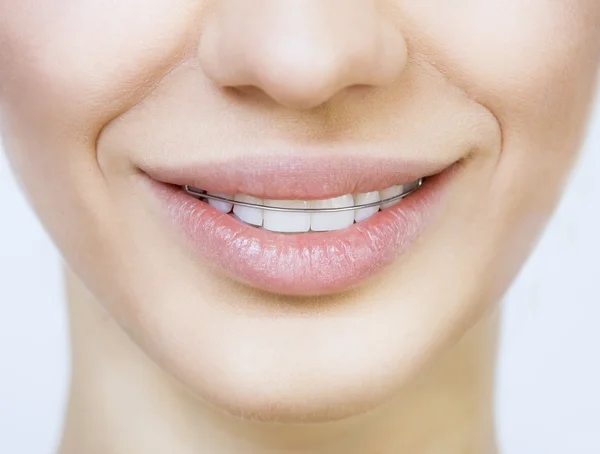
[183,178,424,213]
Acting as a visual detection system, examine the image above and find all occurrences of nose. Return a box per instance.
[198,0,408,110]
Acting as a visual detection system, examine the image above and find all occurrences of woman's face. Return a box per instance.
[1,1,598,421]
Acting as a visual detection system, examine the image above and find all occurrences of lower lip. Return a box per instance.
[149,168,456,296]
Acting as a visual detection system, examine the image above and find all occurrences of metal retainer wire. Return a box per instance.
[183,178,424,213]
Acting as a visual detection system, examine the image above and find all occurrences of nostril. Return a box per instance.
[198,2,408,110]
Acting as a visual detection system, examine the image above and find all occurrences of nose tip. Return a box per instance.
[199,1,408,110]
[235,29,407,110]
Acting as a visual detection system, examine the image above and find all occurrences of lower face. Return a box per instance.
[0,1,598,422]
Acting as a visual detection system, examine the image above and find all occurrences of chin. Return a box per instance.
[106,249,499,424]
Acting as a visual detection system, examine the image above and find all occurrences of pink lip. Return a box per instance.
[143,155,452,200]
[145,158,458,296]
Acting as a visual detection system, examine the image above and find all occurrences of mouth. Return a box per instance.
[143,156,459,296]
[181,178,424,233]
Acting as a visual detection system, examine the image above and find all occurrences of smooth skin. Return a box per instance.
[1,2,599,453]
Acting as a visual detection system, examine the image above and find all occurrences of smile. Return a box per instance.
[144,156,458,295]
[182,179,423,233]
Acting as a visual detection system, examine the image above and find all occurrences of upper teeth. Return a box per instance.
[198,181,420,233]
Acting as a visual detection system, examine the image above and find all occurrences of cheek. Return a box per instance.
[0,0,200,235]
[406,1,599,86]
[0,0,199,133]
[406,1,599,131]
[407,1,599,198]
[400,1,599,285]
[0,2,198,293]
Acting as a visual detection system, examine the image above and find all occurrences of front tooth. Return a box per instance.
[310,195,355,232]
[379,185,405,210]
[263,200,310,233]
[353,191,380,222]
[233,195,264,226]
[207,193,233,214]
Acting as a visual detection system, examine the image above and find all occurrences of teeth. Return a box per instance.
[310,195,355,232]
[379,185,405,210]
[353,191,380,222]
[196,179,422,232]
[207,193,233,214]
[233,195,264,226]
[263,200,311,233]
[403,180,421,192]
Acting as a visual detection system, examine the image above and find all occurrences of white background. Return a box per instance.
[0,91,599,453]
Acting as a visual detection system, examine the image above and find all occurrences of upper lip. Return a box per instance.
[142,154,455,200]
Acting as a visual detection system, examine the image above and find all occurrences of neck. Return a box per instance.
[59,268,499,454]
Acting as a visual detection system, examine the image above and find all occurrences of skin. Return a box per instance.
[1,1,599,453]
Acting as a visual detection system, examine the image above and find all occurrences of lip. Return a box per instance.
[142,155,453,200]
[145,157,459,296]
